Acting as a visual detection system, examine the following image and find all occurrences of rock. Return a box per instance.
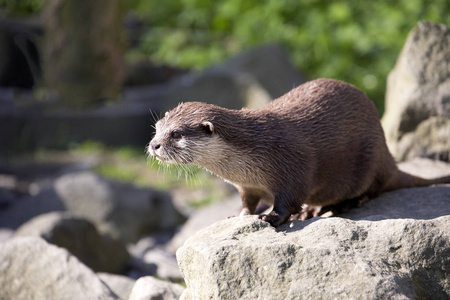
[15,212,130,273]
[0,237,119,300]
[128,234,181,280]
[222,44,305,99]
[398,157,450,179]
[165,67,271,111]
[177,186,450,299]
[0,228,13,243]
[382,21,450,161]
[124,60,187,86]
[141,248,183,281]
[163,43,304,112]
[98,273,136,300]
[395,116,450,161]
[128,276,185,300]
[54,171,185,243]
[128,233,173,258]
[0,183,65,229]
[166,194,242,254]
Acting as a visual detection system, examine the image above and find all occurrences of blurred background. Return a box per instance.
[1,0,450,149]
[0,0,449,292]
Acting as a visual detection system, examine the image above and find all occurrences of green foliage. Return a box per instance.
[0,0,43,14]
[128,0,450,113]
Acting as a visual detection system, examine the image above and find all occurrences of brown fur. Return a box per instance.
[148,79,450,226]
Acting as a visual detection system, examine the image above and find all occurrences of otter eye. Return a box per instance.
[171,130,182,139]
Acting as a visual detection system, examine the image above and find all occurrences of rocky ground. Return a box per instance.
[1,153,449,299]
[0,148,239,300]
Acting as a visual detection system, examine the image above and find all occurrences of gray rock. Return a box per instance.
[0,228,13,243]
[15,212,130,273]
[0,237,119,300]
[128,235,180,280]
[398,157,450,179]
[54,171,185,243]
[166,194,242,254]
[382,21,450,161]
[128,276,185,300]
[177,186,450,299]
[0,184,65,229]
[163,44,304,112]
[98,273,136,300]
[128,233,172,257]
[223,43,305,99]
[395,116,450,161]
[165,67,271,111]
[142,248,182,281]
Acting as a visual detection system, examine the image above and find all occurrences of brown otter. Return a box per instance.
[148,79,450,226]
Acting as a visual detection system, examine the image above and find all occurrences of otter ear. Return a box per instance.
[201,121,214,135]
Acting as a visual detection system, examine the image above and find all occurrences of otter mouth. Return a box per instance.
[153,153,170,163]
[153,153,180,164]
[148,145,192,165]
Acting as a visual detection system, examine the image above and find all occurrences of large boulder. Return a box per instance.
[177,185,450,299]
[0,237,119,300]
[165,68,272,111]
[222,44,305,99]
[15,212,130,274]
[163,44,304,112]
[54,171,185,243]
[382,21,450,162]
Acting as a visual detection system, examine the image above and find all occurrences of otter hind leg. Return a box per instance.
[291,205,325,221]
[291,195,371,221]
[316,195,370,219]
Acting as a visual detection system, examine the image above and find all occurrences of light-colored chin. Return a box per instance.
[154,153,190,165]
[148,148,174,164]
[153,154,174,164]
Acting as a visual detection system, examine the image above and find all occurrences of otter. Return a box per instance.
[148,79,450,227]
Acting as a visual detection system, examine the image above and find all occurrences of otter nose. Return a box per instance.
[150,141,161,151]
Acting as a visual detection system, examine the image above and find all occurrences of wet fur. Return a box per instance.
[149,79,450,226]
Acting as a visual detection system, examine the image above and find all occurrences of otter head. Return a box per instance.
[148,102,217,165]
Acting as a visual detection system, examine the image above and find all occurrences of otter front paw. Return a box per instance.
[258,211,290,227]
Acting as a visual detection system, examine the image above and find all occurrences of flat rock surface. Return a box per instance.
[177,185,450,299]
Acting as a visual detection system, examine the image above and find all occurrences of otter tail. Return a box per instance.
[383,170,450,193]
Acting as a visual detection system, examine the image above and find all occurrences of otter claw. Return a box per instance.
[258,212,289,227]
